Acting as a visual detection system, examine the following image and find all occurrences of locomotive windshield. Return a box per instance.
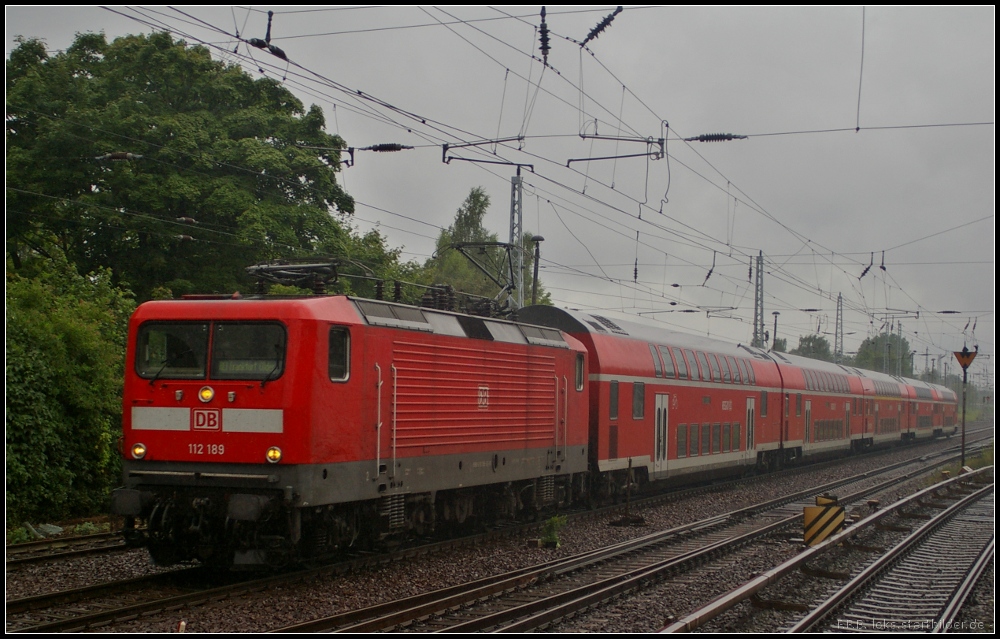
[211,322,286,380]
[136,321,286,381]
[137,322,209,379]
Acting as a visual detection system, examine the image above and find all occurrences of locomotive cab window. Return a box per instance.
[211,322,287,381]
[136,322,209,380]
[329,326,350,381]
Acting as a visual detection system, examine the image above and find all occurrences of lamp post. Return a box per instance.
[772,312,780,351]
[530,235,544,305]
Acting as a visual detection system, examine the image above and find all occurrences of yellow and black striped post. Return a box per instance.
[804,495,845,546]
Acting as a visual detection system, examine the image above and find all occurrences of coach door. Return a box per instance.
[654,394,669,477]
[805,400,812,444]
[746,397,756,452]
[845,402,851,441]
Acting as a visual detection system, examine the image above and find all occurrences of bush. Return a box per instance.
[541,515,567,546]
[5,261,134,527]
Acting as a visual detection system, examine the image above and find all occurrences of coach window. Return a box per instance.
[698,352,715,382]
[707,353,722,382]
[633,382,645,419]
[328,326,350,381]
[718,355,732,383]
[649,344,662,378]
[689,424,699,457]
[576,354,585,390]
[684,350,701,381]
[761,390,768,417]
[659,346,676,378]
[672,348,688,379]
[677,424,687,458]
[729,357,750,384]
[728,356,742,384]
[796,393,802,417]
[701,423,711,455]
[609,381,619,421]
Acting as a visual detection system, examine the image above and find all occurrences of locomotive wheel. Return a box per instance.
[454,497,470,524]
[148,539,182,566]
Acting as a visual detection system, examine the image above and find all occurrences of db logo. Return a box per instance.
[478,386,489,409]
[192,408,221,430]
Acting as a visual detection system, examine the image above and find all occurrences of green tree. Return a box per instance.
[6,255,135,526]
[771,337,787,353]
[790,334,833,361]
[423,187,549,309]
[853,332,914,376]
[7,32,364,300]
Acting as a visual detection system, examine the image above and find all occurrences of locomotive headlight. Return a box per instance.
[198,386,215,403]
[131,442,147,459]
[265,446,282,464]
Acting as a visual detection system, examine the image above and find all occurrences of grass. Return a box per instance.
[929,444,994,487]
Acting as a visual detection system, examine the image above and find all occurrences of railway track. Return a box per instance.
[271,446,980,633]
[790,485,994,633]
[5,531,128,567]
[4,522,545,633]
[6,435,989,633]
[662,466,994,633]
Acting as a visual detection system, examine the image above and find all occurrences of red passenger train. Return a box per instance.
[520,307,958,495]
[112,296,958,567]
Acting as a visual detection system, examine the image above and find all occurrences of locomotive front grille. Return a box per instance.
[128,469,279,484]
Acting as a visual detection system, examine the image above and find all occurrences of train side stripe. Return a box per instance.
[130,407,283,432]
[132,407,189,430]
[222,409,283,433]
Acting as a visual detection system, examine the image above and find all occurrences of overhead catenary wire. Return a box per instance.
[37,7,989,357]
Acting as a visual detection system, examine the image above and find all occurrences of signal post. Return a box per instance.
[953,346,978,467]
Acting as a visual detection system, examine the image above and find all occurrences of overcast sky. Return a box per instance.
[6,6,994,385]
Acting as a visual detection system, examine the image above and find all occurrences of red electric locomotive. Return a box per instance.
[112,295,589,567]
